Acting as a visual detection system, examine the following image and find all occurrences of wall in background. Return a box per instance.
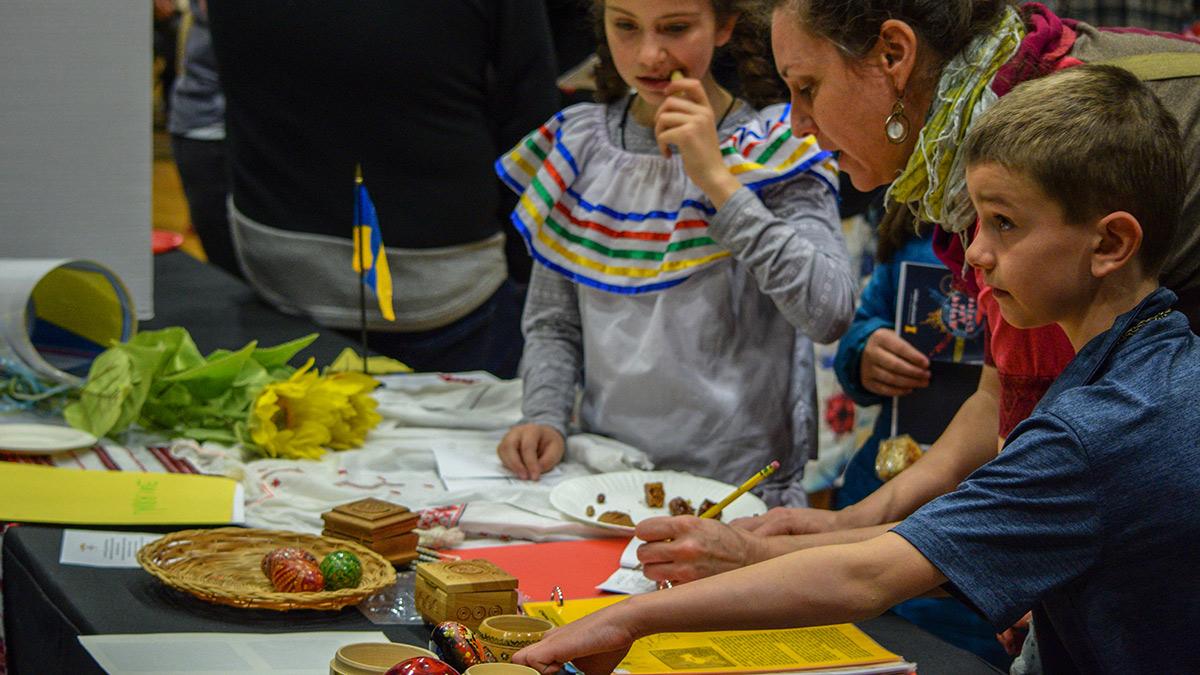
[0,1,153,318]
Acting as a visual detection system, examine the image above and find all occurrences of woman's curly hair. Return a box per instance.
[591,0,789,108]
[770,0,1015,261]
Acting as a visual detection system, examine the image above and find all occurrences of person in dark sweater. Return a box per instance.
[207,0,560,377]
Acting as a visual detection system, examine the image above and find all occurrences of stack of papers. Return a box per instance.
[524,596,916,675]
[597,537,659,595]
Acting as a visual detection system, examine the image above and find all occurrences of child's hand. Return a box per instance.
[861,328,931,397]
[497,423,565,480]
[996,612,1032,655]
[655,76,741,207]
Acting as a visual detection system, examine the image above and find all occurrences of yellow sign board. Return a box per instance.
[0,463,240,525]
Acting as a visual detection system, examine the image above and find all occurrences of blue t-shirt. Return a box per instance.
[893,287,1200,674]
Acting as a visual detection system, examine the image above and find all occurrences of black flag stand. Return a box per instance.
[355,164,369,374]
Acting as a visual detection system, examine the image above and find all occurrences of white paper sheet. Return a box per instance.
[78,631,389,674]
[60,529,162,568]
[596,537,658,594]
[431,439,564,482]
[619,536,644,568]
[596,567,659,595]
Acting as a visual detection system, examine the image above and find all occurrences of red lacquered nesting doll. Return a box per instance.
[385,656,460,675]
[270,557,324,592]
[429,621,495,672]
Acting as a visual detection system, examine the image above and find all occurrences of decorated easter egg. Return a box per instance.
[319,550,363,590]
[384,656,461,675]
[429,621,496,672]
[270,557,324,592]
[260,546,317,578]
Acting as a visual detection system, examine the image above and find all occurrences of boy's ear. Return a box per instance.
[873,19,920,94]
[1091,211,1143,279]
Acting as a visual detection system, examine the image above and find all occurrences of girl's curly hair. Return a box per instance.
[591,0,788,108]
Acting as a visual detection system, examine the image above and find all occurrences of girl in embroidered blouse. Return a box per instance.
[493,0,856,506]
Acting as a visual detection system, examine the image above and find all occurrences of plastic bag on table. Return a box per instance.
[357,568,424,625]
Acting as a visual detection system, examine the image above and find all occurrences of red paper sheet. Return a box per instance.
[444,537,630,602]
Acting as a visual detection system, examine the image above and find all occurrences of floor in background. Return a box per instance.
[152,129,207,262]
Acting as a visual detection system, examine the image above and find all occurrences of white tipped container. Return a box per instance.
[0,258,135,384]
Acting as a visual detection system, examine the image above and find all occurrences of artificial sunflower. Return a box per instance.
[321,371,382,450]
[249,361,328,459]
[247,359,382,459]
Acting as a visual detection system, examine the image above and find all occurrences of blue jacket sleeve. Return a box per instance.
[834,258,899,407]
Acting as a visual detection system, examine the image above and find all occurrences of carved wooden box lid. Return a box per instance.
[416,559,518,593]
[321,498,418,539]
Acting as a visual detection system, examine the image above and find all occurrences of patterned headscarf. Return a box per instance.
[885,6,1026,235]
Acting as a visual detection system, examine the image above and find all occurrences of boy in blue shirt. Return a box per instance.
[513,64,1200,675]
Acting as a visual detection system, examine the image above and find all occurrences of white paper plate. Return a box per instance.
[0,423,97,454]
[549,470,768,532]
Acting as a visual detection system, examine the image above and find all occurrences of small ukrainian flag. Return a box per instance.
[352,168,395,321]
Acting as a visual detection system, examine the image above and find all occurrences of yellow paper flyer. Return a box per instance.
[524,597,904,674]
[0,463,242,525]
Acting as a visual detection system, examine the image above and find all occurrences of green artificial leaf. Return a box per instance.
[112,341,176,432]
[231,358,271,390]
[139,381,194,431]
[62,337,177,437]
[251,333,318,370]
[64,327,316,444]
[131,327,204,376]
[63,349,134,436]
[161,342,257,399]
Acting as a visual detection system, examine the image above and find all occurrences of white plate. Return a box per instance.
[0,423,97,454]
[550,470,768,532]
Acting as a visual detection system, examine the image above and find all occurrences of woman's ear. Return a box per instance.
[1092,211,1144,278]
[873,19,920,94]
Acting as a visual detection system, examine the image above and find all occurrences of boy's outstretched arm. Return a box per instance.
[634,366,1002,583]
[515,533,945,675]
[740,364,1002,537]
[836,364,1001,527]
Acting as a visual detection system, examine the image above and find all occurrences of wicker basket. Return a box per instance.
[137,527,398,611]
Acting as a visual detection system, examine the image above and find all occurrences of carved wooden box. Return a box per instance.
[414,559,518,628]
[320,497,420,565]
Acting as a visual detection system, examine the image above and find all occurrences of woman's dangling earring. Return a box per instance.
[885,94,910,144]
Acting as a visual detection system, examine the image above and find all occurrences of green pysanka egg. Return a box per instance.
[319,550,362,590]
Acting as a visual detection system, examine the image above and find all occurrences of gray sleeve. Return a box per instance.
[516,263,582,437]
[706,177,856,343]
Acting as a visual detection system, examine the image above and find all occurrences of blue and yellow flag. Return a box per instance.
[352,173,395,321]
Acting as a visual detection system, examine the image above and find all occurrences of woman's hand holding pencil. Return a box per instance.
[634,461,780,585]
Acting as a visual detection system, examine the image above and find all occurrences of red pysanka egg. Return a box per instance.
[260,546,317,578]
[384,656,460,675]
[270,558,324,592]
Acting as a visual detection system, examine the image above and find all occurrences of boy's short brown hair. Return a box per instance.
[963,64,1185,278]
